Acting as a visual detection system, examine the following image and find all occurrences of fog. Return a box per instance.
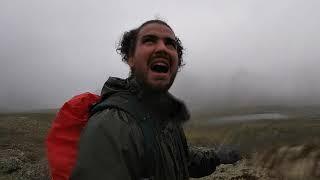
[1,0,320,113]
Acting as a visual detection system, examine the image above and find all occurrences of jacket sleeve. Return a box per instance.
[177,125,220,178]
[188,146,221,178]
[70,108,144,180]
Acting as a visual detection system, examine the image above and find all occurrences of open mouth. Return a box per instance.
[150,62,169,73]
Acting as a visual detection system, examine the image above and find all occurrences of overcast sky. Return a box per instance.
[1,0,320,112]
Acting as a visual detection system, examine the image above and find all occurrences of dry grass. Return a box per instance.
[185,106,320,179]
[252,143,320,180]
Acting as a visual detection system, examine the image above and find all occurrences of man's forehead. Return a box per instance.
[138,23,176,39]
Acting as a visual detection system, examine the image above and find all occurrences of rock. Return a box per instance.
[0,149,50,180]
[16,159,50,180]
[192,159,275,180]
[210,160,273,180]
[0,149,26,174]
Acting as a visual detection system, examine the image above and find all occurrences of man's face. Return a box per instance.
[128,23,179,92]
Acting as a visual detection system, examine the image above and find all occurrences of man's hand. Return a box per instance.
[188,146,220,178]
[216,146,242,164]
[188,145,242,178]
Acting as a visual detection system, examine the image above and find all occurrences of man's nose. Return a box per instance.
[154,40,169,53]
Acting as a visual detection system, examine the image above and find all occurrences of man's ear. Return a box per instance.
[128,57,134,68]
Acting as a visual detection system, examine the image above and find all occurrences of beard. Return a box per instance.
[130,66,177,93]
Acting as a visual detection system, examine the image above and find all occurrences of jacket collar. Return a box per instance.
[100,76,190,122]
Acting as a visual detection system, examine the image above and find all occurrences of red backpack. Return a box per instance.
[46,92,100,180]
[46,91,157,179]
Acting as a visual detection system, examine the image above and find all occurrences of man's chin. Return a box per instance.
[131,70,176,92]
[146,80,172,92]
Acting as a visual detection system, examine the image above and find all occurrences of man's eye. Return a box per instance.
[166,41,177,49]
[143,38,155,44]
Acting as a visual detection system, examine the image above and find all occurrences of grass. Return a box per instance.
[185,119,320,157]
[0,112,55,162]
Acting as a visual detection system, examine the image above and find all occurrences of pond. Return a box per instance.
[209,113,289,123]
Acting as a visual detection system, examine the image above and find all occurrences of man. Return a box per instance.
[70,19,240,180]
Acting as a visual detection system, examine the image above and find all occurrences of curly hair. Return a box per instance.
[116,19,185,67]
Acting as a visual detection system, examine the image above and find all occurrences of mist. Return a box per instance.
[1,0,320,113]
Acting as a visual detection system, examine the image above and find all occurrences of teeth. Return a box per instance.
[154,62,167,66]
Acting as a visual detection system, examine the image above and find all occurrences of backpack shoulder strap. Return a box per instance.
[90,92,157,178]
[90,93,142,119]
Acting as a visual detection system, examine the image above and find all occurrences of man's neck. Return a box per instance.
[128,75,168,96]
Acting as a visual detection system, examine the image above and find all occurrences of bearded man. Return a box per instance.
[70,19,240,180]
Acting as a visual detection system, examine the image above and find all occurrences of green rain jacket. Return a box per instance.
[70,77,220,180]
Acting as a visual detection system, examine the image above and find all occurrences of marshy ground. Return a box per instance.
[1,106,320,179]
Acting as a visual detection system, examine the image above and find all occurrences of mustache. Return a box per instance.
[149,52,171,62]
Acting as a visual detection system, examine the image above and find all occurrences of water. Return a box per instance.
[210,113,289,123]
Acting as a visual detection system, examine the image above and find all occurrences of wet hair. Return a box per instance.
[116,19,185,67]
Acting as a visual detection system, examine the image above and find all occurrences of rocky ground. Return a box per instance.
[0,149,49,180]
[1,109,320,179]
[0,147,269,180]
[195,160,273,180]
[3,145,319,180]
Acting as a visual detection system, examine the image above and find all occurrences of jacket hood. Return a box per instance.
[100,76,190,122]
[100,77,132,99]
